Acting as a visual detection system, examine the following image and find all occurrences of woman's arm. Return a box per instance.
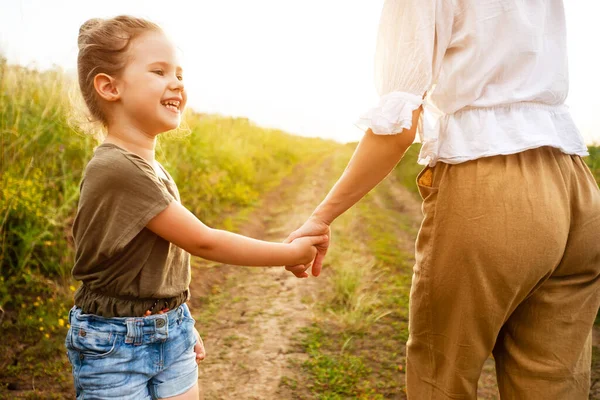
[285,0,453,278]
[313,108,420,225]
[146,202,326,267]
[284,107,420,278]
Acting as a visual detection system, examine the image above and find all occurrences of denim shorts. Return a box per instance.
[65,303,198,399]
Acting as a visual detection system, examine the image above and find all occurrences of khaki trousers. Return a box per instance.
[407,146,600,399]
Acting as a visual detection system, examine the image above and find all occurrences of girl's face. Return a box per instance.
[115,30,187,135]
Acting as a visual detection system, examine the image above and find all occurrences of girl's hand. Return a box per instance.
[289,234,328,266]
[193,327,206,363]
[285,217,331,277]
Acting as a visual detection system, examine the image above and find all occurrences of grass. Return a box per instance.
[587,145,600,186]
[299,325,384,400]
[392,143,423,197]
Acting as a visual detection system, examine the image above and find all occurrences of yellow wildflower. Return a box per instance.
[69,285,76,292]
[44,333,50,339]
[39,327,44,331]
[33,302,40,307]
[58,319,65,327]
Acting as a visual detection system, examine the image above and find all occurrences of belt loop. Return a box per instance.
[125,318,144,345]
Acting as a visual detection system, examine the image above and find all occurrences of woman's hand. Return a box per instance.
[193,327,206,363]
[284,217,331,278]
[282,121,420,279]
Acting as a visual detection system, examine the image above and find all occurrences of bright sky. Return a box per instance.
[1,1,599,144]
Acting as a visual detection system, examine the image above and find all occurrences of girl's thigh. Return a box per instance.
[158,382,199,400]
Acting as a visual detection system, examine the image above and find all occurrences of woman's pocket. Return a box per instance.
[416,165,438,201]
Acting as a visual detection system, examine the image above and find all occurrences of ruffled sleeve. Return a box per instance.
[357,0,453,135]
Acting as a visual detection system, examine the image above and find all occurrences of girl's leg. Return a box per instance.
[158,382,199,400]
[407,147,576,399]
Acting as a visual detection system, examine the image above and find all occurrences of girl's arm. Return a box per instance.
[146,202,325,267]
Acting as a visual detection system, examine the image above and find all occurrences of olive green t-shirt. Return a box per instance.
[71,143,190,317]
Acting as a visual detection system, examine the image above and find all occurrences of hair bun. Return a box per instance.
[78,18,103,47]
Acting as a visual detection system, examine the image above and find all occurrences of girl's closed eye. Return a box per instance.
[152,69,183,81]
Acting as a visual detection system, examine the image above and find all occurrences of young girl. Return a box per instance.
[66,16,326,400]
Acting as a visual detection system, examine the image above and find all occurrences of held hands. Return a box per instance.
[284,217,331,278]
[289,233,329,266]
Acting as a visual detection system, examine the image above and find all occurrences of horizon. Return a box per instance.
[1,1,598,145]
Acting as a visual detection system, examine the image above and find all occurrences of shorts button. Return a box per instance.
[79,353,84,361]
[79,330,86,337]
[156,319,166,328]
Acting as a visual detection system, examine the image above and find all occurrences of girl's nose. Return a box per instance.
[170,76,184,92]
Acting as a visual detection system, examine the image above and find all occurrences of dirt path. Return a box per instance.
[189,156,336,399]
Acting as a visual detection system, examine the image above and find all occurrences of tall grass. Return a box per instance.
[587,145,600,185]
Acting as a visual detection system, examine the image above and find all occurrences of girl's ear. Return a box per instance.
[93,73,120,102]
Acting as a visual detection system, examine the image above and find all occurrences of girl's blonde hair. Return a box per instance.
[72,16,161,139]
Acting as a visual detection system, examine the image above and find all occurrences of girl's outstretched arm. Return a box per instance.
[146,202,326,267]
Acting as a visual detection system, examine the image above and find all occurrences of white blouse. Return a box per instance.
[357,0,589,166]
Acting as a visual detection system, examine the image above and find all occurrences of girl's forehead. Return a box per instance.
[129,31,181,66]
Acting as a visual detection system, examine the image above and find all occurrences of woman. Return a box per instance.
[285,1,600,398]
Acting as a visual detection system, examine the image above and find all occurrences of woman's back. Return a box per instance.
[436,0,569,111]
[370,0,588,166]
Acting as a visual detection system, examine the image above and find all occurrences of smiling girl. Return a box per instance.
[65,16,326,400]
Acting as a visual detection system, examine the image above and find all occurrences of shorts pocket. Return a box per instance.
[67,324,119,359]
[183,319,197,350]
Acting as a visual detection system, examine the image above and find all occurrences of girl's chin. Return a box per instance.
[158,117,181,132]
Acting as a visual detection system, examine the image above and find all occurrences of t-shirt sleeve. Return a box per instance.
[81,150,175,256]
